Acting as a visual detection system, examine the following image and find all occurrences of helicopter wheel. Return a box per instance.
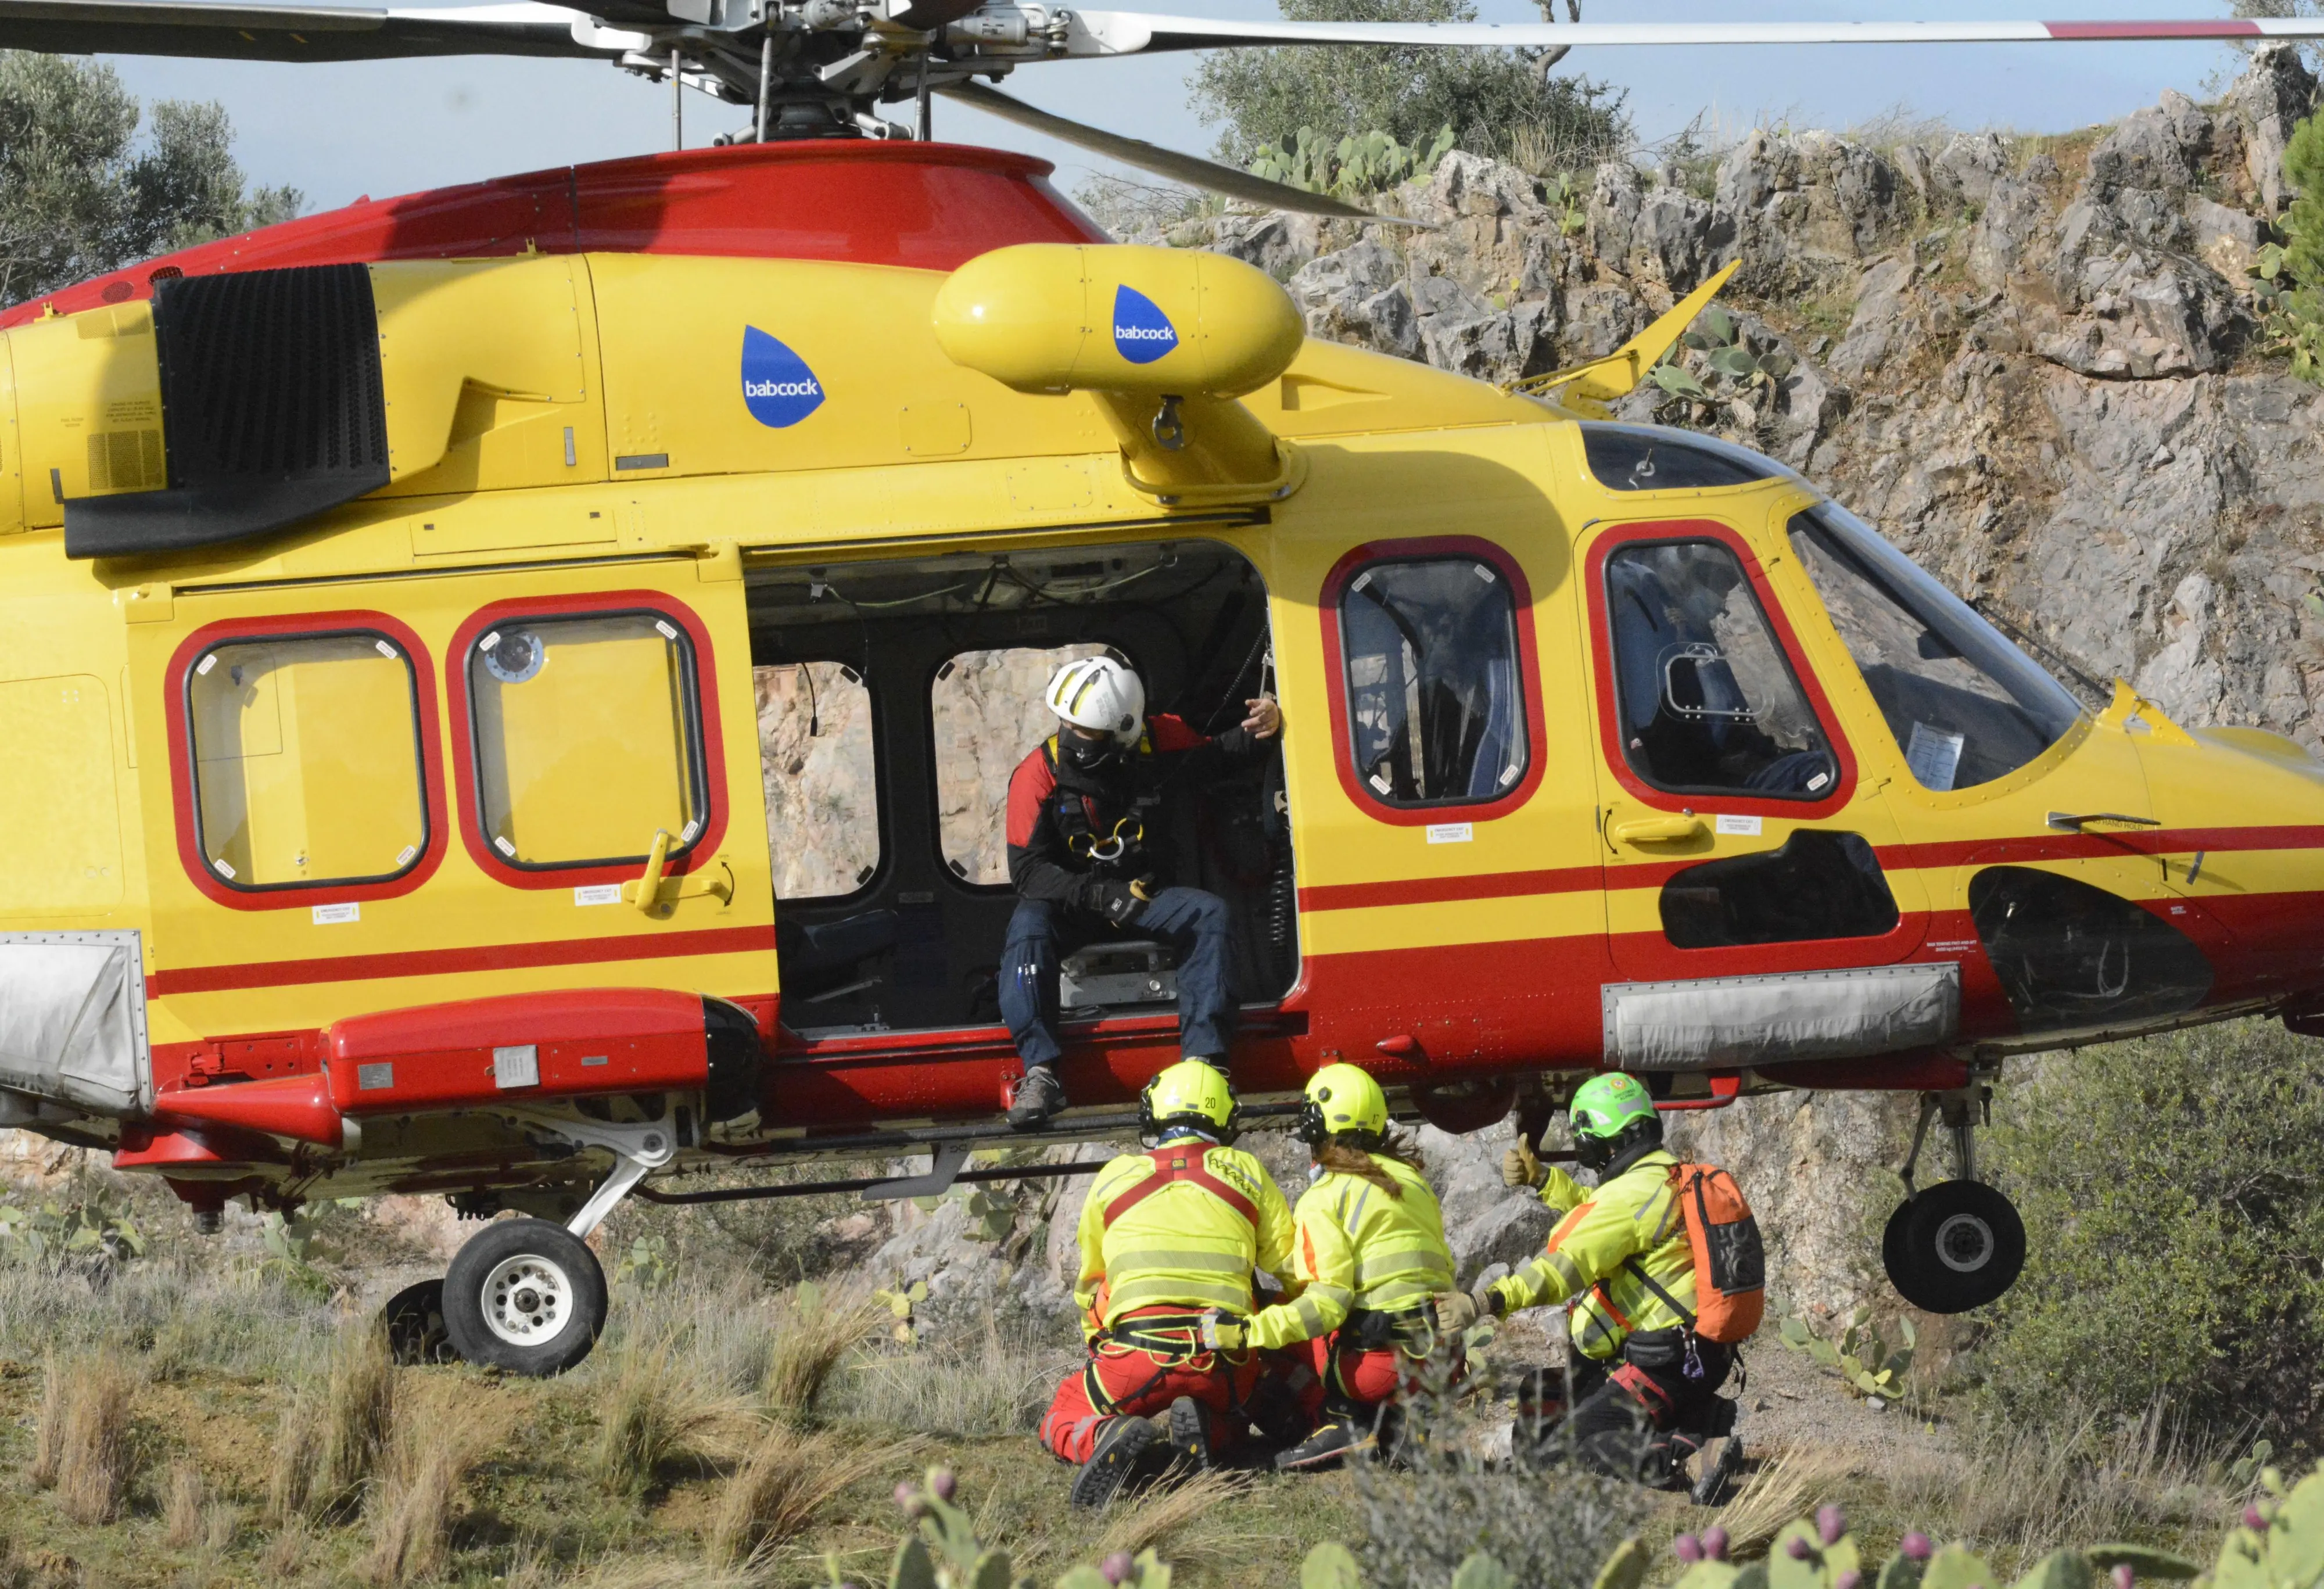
[381,1278,460,1366]
[1881,1179,2025,1315]
[441,1219,608,1376]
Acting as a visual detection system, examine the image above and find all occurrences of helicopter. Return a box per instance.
[0,0,2321,1376]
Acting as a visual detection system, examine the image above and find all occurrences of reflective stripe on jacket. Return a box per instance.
[1245,1154,1454,1350]
[1074,1135,1296,1333]
[1488,1149,1696,1361]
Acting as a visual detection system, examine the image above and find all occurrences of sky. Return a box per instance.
[91,0,2284,215]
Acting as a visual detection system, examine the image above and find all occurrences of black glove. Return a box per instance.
[1084,878,1147,927]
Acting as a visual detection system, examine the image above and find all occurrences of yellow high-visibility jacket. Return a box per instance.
[1245,1153,1455,1351]
[1487,1149,1697,1361]
[1073,1134,1296,1335]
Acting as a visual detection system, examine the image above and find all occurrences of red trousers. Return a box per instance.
[1294,1335,1421,1421]
[1041,1318,1267,1463]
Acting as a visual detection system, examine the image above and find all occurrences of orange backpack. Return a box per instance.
[1625,1163,1766,1346]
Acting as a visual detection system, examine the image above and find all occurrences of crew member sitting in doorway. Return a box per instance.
[1002,654,1283,1128]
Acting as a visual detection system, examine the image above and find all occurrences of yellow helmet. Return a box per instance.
[1297,1063,1388,1147]
[1138,1060,1239,1143]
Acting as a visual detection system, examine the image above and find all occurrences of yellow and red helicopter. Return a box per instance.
[0,0,2318,1373]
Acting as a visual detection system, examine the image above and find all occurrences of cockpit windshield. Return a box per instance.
[1788,502,2083,792]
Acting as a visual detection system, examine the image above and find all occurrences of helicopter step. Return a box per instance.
[1881,1082,2026,1315]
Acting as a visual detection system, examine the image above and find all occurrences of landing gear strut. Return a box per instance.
[390,1108,674,1376]
[1881,1084,2025,1315]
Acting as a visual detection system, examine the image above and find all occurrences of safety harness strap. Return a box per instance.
[1101,1145,1260,1231]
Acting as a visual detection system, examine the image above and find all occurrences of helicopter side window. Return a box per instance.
[758,662,880,899]
[934,643,1111,885]
[1339,558,1528,808]
[1788,504,2083,792]
[1604,540,1837,799]
[467,611,707,869]
[186,632,428,889]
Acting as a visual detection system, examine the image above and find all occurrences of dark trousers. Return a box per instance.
[999,888,1238,1070]
[1518,1338,1734,1484]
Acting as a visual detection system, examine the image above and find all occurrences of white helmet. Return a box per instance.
[1045,655,1145,744]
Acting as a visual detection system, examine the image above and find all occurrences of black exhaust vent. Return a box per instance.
[64,264,392,560]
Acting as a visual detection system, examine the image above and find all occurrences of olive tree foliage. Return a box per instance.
[1188,0,1628,168]
[1978,1018,2324,1447]
[0,52,302,306]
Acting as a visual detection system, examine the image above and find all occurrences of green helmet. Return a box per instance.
[1570,1072,1656,1142]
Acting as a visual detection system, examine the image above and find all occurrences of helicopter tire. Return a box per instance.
[381,1278,459,1366]
[442,1219,608,1376]
[1881,1179,2025,1315]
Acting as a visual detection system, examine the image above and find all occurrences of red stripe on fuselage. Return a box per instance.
[1295,825,2324,913]
[145,924,777,997]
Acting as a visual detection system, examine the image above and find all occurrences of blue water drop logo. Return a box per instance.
[740,327,824,428]
[1111,285,1179,365]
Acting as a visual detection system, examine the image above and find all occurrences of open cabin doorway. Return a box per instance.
[747,539,1295,1043]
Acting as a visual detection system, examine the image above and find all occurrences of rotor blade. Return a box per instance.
[937,80,1411,224]
[1066,10,2324,56]
[0,0,639,62]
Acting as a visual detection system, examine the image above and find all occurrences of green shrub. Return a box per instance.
[1353,1465,1647,1589]
[2258,109,2324,382]
[1978,1018,2324,1445]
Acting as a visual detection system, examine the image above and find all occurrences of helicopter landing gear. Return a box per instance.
[1881,1085,2025,1315]
[436,1109,676,1375]
[382,1279,457,1366]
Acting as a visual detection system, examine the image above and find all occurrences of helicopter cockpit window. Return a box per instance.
[1788,503,2082,792]
[187,633,428,889]
[757,662,879,899]
[1581,424,1786,493]
[1340,558,1528,808]
[468,612,707,869]
[934,643,1111,885]
[1605,540,1838,798]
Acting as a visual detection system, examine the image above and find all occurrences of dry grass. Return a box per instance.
[592,1328,759,1495]
[704,1427,926,1570]
[761,1285,888,1421]
[162,1461,205,1549]
[270,1321,397,1522]
[264,1518,313,1577]
[1098,1469,1256,1561]
[361,1406,489,1586]
[568,1559,762,1589]
[830,1315,1076,1437]
[1671,1447,1853,1556]
[1875,1408,2226,1561]
[30,1349,140,1525]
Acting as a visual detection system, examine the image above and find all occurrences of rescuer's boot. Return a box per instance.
[1070,1415,1163,1509]
[1273,1411,1371,1471]
[1165,1395,1213,1470]
[1007,1066,1068,1129]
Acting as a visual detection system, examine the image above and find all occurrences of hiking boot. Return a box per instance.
[1274,1412,1375,1472]
[1006,1066,1068,1129]
[1165,1395,1213,1470]
[1070,1416,1163,1509]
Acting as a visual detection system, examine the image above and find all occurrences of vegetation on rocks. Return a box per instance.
[1978,1020,2324,1449]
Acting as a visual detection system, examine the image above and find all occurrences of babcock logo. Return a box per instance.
[741,327,824,428]
[1111,285,1179,365]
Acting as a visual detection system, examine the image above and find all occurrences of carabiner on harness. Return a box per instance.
[1068,817,1146,866]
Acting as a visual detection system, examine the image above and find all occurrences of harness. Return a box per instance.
[1100,1143,1260,1231]
[1043,732,1164,874]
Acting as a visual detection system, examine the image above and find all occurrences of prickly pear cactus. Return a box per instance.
[2207,1462,2324,1589]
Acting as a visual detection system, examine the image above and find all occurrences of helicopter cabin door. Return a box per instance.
[1583,515,1939,1073]
[124,552,775,1063]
